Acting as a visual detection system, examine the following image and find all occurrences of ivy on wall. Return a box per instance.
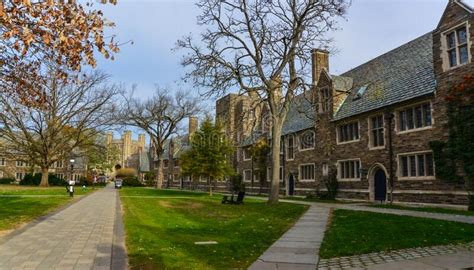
[430,75,474,209]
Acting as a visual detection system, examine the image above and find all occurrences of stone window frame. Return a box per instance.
[199,175,209,183]
[397,150,436,181]
[319,87,331,113]
[0,157,5,166]
[367,114,386,150]
[266,166,284,182]
[395,101,434,134]
[243,169,252,182]
[298,130,315,151]
[337,158,362,182]
[322,162,329,176]
[15,172,24,181]
[243,147,252,161]
[163,159,169,168]
[441,21,472,71]
[173,174,180,182]
[56,173,64,180]
[286,134,295,161]
[299,163,316,182]
[336,120,361,145]
[16,160,26,167]
[55,160,64,168]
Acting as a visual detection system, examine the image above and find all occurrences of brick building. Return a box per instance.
[220,0,473,206]
[158,0,472,207]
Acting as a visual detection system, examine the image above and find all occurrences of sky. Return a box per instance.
[93,0,459,138]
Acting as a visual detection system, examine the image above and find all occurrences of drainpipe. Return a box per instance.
[386,111,395,204]
[282,136,287,196]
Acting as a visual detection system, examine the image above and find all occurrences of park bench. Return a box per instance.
[222,191,245,205]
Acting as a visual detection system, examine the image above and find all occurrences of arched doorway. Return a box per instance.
[288,174,295,196]
[374,169,387,202]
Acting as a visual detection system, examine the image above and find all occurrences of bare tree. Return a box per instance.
[0,71,121,186]
[117,87,200,189]
[177,0,349,203]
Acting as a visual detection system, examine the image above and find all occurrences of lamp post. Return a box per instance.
[68,159,75,197]
[70,159,75,182]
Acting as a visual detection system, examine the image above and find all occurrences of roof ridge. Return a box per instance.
[340,31,433,77]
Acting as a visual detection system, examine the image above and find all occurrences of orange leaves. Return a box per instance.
[2,0,120,106]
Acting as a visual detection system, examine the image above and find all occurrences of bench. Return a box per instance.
[222,191,245,205]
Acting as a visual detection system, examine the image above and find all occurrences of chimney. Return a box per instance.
[189,116,198,136]
[312,49,329,86]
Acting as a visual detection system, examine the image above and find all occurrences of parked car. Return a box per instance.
[115,178,123,189]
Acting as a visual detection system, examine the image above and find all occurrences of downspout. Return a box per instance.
[282,135,286,196]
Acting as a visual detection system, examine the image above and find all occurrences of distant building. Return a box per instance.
[106,131,146,168]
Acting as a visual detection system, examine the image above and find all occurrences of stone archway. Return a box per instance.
[368,163,389,201]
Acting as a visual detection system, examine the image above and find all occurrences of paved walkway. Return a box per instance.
[249,206,330,270]
[0,184,127,270]
[247,196,474,269]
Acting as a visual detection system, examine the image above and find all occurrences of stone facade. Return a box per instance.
[222,0,474,206]
[162,1,474,206]
[106,131,146,168]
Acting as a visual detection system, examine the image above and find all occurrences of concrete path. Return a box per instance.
[0,184,127,270]
[249,206,330,270]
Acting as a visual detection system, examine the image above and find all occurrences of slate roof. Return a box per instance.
[333,32,436,121]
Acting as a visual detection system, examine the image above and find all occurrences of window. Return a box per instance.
[338,160,361,181]
[243,148,251,161]
[56,174,64,180]
[337,122,360,143]
[15,172,24,181]
[300,164,315,181]
[446,25,469,68]
[74,174,81,181]
[267,167,283,182]
[319,88,330,113]
[243,170,252,182]
[163,160,169,168]
[0,157,5,166]
[55,160,64,168]
[399,152,434,179]
[398,103,432,132]
[369,115,384,148]
[173,159,179,168]
[16,160,26,167]
[322,163,329,176]
[173,174,179,182]
[299,130,315,150]
[287,135,295,160]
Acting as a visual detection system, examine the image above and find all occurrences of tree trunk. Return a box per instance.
[40,167,49,187]
[269,124,283,204]
[155,159,164,189]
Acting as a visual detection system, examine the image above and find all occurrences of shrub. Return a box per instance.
[20,173,66,186]
[115,168,137,178]
[0,178,15,184]
[121,176,144,187]
[230,174,245,193]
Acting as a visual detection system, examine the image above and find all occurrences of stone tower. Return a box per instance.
[123,130,132,162]
[138,134,146,151]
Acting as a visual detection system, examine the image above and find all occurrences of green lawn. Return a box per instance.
[369,204,474,216]
[0,185,98,233]
[0,184,98,196]
[320,209,474,259]
[120,188,308,269]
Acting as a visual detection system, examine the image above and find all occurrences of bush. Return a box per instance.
[0,178,15,184]
[121,176,144,187]
[20,173,66,186]
[115,168,137,178]
[230,174,245,193]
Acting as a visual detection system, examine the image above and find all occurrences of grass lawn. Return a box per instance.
[369,204,474,216]
[0,185,99,233]
[120,188,309,270]
[320,209,474,259]
[0,184,98,196]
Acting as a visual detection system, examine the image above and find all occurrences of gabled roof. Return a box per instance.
[333,32,436,121]
[458,0,474,12]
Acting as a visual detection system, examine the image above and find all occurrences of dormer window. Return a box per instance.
[445,25,470,68]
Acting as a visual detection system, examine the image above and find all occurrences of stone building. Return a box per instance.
[106,131,146,168]
[218,0,474,206]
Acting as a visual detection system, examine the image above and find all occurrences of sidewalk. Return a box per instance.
[248,205,330,270]
[0,184,127,270]
[247,195,474,269]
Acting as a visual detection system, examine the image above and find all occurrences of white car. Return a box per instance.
[115,179,123,189]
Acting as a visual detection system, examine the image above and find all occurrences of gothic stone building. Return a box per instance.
[217,0,474,207]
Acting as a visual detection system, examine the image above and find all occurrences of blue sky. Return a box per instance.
[94,0,452,132]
